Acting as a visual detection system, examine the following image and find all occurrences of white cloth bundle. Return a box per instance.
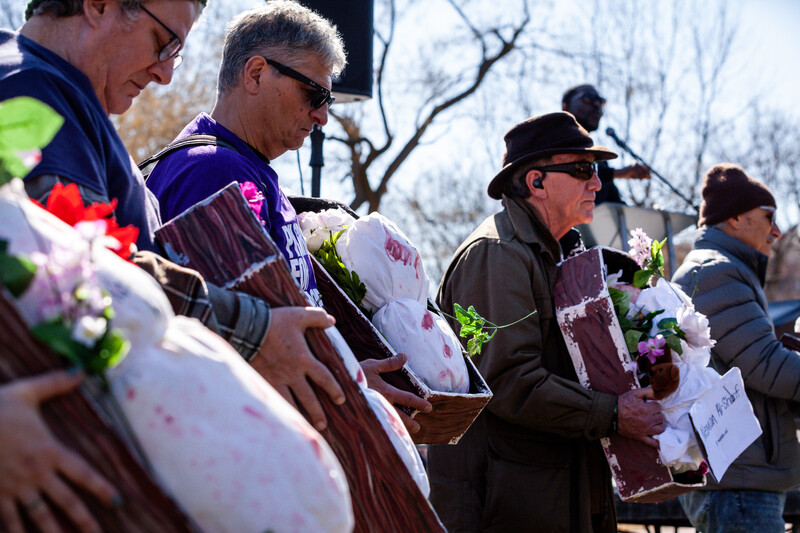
[324,328,430,497]
[333,213,470,393]
[335,213,429,313]
[372,298,469,393]
[1,180,354,533]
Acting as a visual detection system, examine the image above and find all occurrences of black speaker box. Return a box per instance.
[300,0,374,103]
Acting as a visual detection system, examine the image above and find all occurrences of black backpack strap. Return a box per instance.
[138,133,238,178]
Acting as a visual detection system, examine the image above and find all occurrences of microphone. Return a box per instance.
[603,126,699,213]
[605,127,628,150]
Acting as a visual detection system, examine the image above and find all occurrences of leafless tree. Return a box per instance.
[326,0,535,212]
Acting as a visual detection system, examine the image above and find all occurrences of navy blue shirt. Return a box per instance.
[0,30,162,252]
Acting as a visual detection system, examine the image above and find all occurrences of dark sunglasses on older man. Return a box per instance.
[265,58,334,109]
[533,162,598,180]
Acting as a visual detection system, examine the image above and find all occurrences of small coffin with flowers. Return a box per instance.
[554,233,761,502]
[291,196,492,445]
[554,245,706,502]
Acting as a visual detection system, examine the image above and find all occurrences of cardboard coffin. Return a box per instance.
[554,246,705,503]
[155,184,445,533]
[289,196,492,445]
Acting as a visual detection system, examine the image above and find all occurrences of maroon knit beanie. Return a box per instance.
[699,164,776,227]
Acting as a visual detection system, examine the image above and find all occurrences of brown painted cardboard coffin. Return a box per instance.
[0,294,197,533]
[554,246,704,503]
[289,196,492,445]
[155,183,445,532]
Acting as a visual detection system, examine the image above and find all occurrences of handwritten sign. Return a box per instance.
[689,367,762,481]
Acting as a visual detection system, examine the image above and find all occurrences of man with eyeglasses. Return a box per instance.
[427,112,665,532]
[562,84,650,205]
[145,2,433,432]
[0,1,205,531]
[672,164,800,533]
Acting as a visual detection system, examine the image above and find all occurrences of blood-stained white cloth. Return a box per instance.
[336,213,429,313]
[372,298,469,393]
[1,179,354,533]
[332,213,471,393]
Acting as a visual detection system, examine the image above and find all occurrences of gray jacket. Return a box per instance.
[672,227,800,491]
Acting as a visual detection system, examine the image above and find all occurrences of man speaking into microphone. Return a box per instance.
[562,84,650,204]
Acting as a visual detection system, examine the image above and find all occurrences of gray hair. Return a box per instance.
[25,0,206,21]
[216,1,346,96]
[503,157,552,198]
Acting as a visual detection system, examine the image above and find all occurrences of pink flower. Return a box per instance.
[628,228,653,268]
[239,182,265,224]
[638,334,666,364]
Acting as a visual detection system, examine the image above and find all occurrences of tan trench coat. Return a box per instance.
[428,196,618,533]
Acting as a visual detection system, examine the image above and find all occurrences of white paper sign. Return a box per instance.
[689,367,762,481]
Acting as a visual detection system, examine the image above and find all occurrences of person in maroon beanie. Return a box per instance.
[673,164,798,533]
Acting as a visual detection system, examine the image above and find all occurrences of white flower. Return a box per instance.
[298,208,356,253]
[607,269,624,287]
[629,278,692,336]
[305,231,326,253]
[72,314,107,347]
[677,305,715,350]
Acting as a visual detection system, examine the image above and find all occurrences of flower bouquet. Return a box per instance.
[554,238,708,502]
[609,229,720,477]
[289,196,492,445]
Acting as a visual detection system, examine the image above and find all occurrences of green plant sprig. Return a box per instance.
[312,230,372,319]
[445,304,537,358]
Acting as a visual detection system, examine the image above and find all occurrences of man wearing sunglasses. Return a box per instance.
[146,2,340,306]
[428,112,666,532]
[673,164,799,533]
[562,84,650,205]
[146,2,433,432]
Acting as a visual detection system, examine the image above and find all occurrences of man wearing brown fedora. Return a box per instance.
[673,164,800,533]
[427,112,666,532]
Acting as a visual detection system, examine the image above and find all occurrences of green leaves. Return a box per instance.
[30,319,129,374]
[0,239,36,297]
[0,97,64,184]
[312,230,372,319]
[632,237,667,288]
[451,303,536,358]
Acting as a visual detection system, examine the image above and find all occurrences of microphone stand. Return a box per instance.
[605,127,699,214]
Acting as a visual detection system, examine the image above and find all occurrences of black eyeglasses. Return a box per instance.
[264,58,334,109]
[140,5,183,68]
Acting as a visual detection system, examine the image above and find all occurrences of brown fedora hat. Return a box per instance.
[487,112,618,199]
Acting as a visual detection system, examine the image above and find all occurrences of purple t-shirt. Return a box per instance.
[146,113,320,305]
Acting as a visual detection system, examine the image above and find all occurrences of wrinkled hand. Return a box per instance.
[0,371,118,533]
[250,306,345,432]
[617,162,651,180]
[617,386,665,448]
[360,353,433,434]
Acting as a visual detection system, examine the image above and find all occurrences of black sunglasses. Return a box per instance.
[531,162,598,188]
[265,58,334,109]
[140,5,183,68]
